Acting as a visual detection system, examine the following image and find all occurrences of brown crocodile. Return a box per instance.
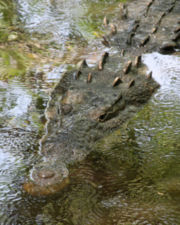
[24,0,180,196]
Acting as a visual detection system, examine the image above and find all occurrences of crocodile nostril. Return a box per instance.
[37,169,55,179]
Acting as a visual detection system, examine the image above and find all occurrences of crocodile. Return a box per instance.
[23,0,180,196]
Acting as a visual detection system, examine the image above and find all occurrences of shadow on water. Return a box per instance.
[0,0,180,224]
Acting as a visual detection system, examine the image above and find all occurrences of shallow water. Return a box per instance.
[15,0,125,65]
[0,75,48,224]
[1,53,179,224]
[0,0,180,224]
[16,0,121,43]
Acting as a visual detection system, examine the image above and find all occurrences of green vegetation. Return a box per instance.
[0,48,30,79]
[78,0,127,39]
[0,0,18,42]
[0,0,29,79]
[0,0,16,26]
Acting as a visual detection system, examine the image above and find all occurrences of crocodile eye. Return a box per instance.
[99,113,107,122]
[89,108,106,121]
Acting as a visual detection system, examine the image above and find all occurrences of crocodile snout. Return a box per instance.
[23,162,70,196]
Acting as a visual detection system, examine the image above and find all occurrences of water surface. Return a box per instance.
[0,0,180,224]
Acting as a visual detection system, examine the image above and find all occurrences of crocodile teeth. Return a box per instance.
[81,59,88,67]
[113,77,121,87]
[98,61,103,71]
[147,71,152,79]
[102,36,110,47]
[161,12,166,18]
[119,3,128,19]
[174,26,180,33]
[74,70,82,80]
[123,61,132,74]
[157,12,166,25]
[159,42,176,54]
[128,79,135,88]
[119,2,126,10]
[126,32,135,45]
[77,59,88,69]
[103,16,109,26]
[87,73,92,83]
[122,8,128,19]
[147,0,153,7]
[167,5,174,13]
[134,55,141,67]
[110,24,117,35]
[103,52,109,59]
[172,31,180,42]
[152,27,158,34]
[98,52,109,71]
[140,35,150,47]
[132,24,139,32]
[121,49,125,56]
[145,0,155,16]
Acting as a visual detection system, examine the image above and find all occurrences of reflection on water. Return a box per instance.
[17,0,84,43]
[0,76,48,224]
[14,0,125,73]
[143,52,180,96]
[0,128,38,224]
[0,80,31,121]
[16,0,122,46]
[0,78,48,129]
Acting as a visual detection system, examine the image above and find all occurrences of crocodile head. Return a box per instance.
[23,52,159,195]
[23,0,180,196]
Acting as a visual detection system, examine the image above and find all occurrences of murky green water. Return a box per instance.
[0,0,180,224]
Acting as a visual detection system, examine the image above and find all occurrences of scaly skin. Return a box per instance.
[24,0,180,196]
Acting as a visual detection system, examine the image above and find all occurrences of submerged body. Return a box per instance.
[24,0,180,195]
